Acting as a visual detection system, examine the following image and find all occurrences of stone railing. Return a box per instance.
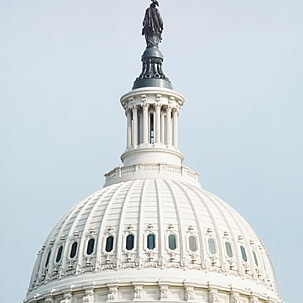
[104,163,200,187]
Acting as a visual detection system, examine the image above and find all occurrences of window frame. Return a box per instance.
[207,237,217,255]
[69,241,78,259]
[56,245,63,263]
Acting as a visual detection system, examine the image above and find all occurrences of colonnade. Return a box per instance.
[126,103,179,149]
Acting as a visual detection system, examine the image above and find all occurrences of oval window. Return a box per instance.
[225,242,233,258]
[253,250,259,266]
[56,246,63,262]
[189,236,197,252]
[168,234,177,250]
[208,238,217,254]
[240,245,248,262]
[105,235,114,252]
[86,238,95,255]
[126,234,134,251]
[70,241,78,258]
[45,250,51,267]
[147,234,155,250]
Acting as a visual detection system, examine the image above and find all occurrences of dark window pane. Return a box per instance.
[86,238,95,255]
[208,238,216,254]
[147,234,155,250]
[240,245,247,262]
[56,246,63,263]
[168,234,177,250]
[105,236,114,252]
[225,242,233,258]
[70,242,78,258]
[45,250,51,267]
[253,250,259,266]
[126,234,134,251]
[189,236,197,252]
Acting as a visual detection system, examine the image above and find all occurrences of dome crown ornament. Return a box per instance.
[142,0,163,48]
[133,0,172,89]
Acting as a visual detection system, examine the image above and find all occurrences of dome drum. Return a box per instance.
[120,88,184,167]
[26,272,278,303]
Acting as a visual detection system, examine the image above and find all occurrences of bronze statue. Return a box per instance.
[142,0,163,48]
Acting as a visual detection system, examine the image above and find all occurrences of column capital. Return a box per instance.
[141,102,150,109]
[156,94,162,103]
[140,94,148,103]
[132,104,138,111]
[172,107,180,113]
[155,102,162,109]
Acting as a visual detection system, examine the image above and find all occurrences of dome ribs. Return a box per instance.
[137,179,148,266]
[172,181,205,266]
[203,191,241,272]
[60,193,97,276]
[95,182,129,269]
[76,187,110,271]
[115,180,139,267]
[185,185,224,268]
[211,193,257,277]
[165,179,186,265]
[155,179,165,267]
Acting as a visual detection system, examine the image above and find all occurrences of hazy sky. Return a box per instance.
[1,1,302,302]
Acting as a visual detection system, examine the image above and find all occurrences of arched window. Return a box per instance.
[168,234,177,250]
[56,246,63,263]
[45,250,51,267]
[253,250,259,266]
[189,236,197,252]
[70,241,78,258]
[240,245,247,262]
[126,234,134,251]
[86,238,95,255]
[225,242,233,258]
[105,236,114,252]
[208,238,217,255]
[147,234,155,250]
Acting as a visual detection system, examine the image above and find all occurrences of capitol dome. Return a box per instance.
[24,3,282,303]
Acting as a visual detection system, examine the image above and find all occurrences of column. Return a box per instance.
[166,106,172,145]
[161,111,165,144]
[132,106,138,146]
[142,103,149,144]
[172,108,179,148]
[155,104,161,144]
[127,110,132,148]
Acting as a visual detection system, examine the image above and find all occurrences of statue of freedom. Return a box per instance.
[142,0,164,48]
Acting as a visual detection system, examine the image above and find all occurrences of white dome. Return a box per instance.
[24,5,282,302]
[26,167,280,303]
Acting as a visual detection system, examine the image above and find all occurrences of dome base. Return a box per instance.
[25,268,281,303]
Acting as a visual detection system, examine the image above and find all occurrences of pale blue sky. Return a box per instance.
[1,1,302,302]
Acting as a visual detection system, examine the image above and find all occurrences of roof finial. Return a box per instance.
[132,1,172,89]
[142,0,163,48]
